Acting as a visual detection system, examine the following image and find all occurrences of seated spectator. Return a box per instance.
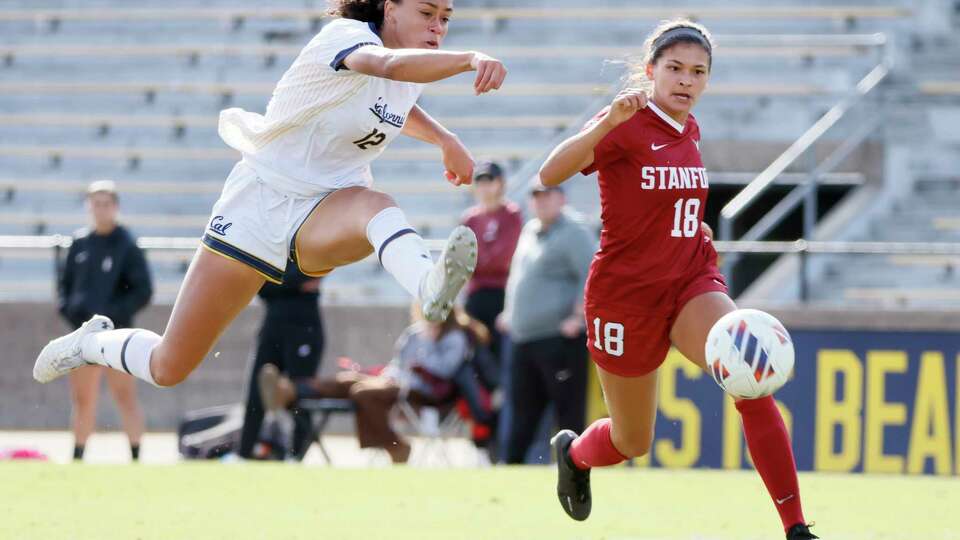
[259,305,491,464]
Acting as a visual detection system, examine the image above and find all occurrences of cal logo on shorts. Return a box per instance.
[208,216,233,236]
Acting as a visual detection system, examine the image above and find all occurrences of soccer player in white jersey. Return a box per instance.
[33,0,507,390]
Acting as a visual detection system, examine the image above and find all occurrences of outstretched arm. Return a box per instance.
[403,104,475,186]
[344,46,506,94]
[402,104,453,145]
[539,89,647,186]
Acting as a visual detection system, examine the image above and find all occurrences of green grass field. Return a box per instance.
[2,463,955,539]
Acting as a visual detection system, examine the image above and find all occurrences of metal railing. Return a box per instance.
[714,240,960,302]
[2,235,957,304]
[718,34,894,284]
[0,235,450,252]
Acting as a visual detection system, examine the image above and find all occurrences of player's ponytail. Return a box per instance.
[626,19,715,96]
[329,0,396,27]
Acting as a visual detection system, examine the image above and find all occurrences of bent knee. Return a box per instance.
[152,369,187,388]
[147,341,209,387]
[362,190,398,214]
[150,354,200,387]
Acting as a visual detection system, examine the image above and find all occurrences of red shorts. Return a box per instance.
[584,265,728,377]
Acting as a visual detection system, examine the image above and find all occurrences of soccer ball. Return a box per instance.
[704,309,794,399]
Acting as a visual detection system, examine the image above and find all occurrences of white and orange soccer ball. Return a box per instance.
[705,309,794,399]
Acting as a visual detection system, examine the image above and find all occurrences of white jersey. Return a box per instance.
[218,18,424,195]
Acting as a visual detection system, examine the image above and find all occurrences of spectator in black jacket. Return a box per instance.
[58,180,153,461]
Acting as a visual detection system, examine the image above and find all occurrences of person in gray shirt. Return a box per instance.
[498,180,596,464]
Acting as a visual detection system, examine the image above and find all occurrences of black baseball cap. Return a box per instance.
[528,177,564,195]
[474,161,504,181]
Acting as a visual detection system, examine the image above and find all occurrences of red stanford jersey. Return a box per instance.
[581,101,717,314]
[461,201,523,294]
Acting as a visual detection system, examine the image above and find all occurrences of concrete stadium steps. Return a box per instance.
[807,177,960,307]
[0,80,857,139]
[812,281,960,308]
[840,287,960,306]
[0,78,857,98]
[818,255,958,287]
[0,245,410,304]
[0,207,462,237]
[0,270,412,305]
[0,192,472,237]
[0,123,571,149]
[0,176,474,198]
[0,112,581,132]
[0,42,877,80]
[0,93,850,146]
[0,255,418,305]
[870,220,960,243]
[0,248,193,277]
[0,41,884,61]
[0,1,914,303]
[0,90,607,118]
[0,144,545,178]
[0,5,913,43]
[870,188,960,243]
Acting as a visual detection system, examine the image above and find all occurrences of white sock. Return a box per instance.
[81,329,162,387]
[366,207,434,299]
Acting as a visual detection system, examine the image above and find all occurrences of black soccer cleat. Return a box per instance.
[551,429,592,521]
[786,523,819,539]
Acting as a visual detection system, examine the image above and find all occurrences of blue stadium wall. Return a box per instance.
[588,330,960,476]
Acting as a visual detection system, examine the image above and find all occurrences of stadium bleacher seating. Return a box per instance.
[2,1,957,307]
[810,177,960,307]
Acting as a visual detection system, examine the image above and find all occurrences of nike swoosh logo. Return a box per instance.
[651,143,668,151]
[776,494,795,505]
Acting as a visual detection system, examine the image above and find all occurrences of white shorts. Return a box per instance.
[202,161,332,283]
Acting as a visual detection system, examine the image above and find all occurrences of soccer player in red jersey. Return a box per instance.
[539,20,817,540]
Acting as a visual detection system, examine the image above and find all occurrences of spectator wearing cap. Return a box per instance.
[459,161,522,386]
[58,180,152,462]
[497,179,595,464]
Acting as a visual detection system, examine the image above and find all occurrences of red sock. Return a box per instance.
[736,396,805,532]
[568,418,628,470]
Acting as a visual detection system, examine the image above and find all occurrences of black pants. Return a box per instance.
[239,320,323,459]
[465,287,505,388]
[505,334,588,464]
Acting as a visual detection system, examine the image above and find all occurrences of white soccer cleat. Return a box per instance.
[420,225,477,322]
[33,314,114,383]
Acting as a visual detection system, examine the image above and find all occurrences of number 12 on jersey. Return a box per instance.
[671,198,700,238]
[593,318,624,357]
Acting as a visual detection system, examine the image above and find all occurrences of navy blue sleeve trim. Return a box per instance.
[330,41,378,71]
